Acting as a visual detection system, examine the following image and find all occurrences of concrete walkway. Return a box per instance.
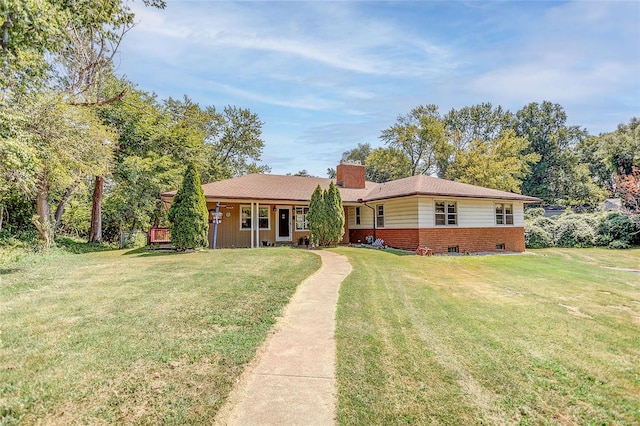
[214,250,352,426]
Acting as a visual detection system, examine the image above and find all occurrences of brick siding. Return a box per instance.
[350,227,525,253]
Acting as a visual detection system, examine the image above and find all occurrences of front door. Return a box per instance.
[277,208,291,241]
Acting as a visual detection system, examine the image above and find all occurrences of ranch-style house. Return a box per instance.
[160,162,541,254]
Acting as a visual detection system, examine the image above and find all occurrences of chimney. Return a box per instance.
[336,161,366,188]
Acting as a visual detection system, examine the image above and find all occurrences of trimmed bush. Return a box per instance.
[608,239,631,250]
[553,215,595,248]
[530,216,554,231]
[597,212,638,246]
[524,207,545,220]
[525,225,554,249]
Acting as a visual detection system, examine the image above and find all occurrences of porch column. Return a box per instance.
[256,202,260,248]
[250,202,255,248]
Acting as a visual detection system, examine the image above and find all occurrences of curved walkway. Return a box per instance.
[214,250,352,426]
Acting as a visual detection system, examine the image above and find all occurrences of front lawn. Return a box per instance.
[0,247,320,424]
[335,247,640,425]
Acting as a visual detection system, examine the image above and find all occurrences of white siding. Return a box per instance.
[418,198,526,228]
[379,197,419,228]
[352,198,526,229]
[348,205,373,229]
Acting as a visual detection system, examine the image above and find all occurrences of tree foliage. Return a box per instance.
[167,164,209,250]
[380,104,448,176]
[443,129,538,193]
[306,185,326,246]
[324,182,345,245]
[365,147,412,183]
[306,183,345,246]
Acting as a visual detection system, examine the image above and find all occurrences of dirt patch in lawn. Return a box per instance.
[558,304,593,319]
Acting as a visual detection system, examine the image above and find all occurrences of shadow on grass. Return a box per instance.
[55,237,115,254]
[122,246,178,257]
[350,245,415,256]
[0,268,20,275]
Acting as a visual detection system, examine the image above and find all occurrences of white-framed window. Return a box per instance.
[495,203,514,225]
[435,201,457,225]
[240,205,270,230]
[376,204,385,228]
[295,206,309,230]
[355,207,361,225]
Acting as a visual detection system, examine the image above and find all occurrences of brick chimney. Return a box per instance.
[336,161,366,188]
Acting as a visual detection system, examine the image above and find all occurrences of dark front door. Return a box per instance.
[278,208,290,239]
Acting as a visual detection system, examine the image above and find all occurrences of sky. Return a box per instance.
[117,0,640,178]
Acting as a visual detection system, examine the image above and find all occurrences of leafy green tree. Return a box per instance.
[203,105,270,181]
[365,147,412,183]
[442,103,514,178]
[307,185,326,246]
[514,101,597,205]
[1,0,165,95]
[2,92,113,247]
[380,104,448,176]
[324,182,345,245]
[444,130,539,193]
[167,164,209,250]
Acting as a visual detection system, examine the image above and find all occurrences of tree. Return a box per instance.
[1,0,165,95]
[307,185,326,246]
[167,164,209,250]
[324,182,345,245]
[380,105,448,176]
[444,130,539,193]
[3,92,113,247]
[365,147,412,183]
[514,101,594,205]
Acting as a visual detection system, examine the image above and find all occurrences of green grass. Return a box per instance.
[335,247,640,425]
[0,246,320,425]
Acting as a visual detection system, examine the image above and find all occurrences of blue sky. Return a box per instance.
[118,1,640,177]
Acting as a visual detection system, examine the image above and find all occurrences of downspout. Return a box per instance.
[212,202,220,249]
[360,199,376,241]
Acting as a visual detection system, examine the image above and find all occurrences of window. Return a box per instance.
[435,201,457,225]
[448,246,459,253]
[295,206,309,230]
[241,205,270,230]
[496,243,505,250]
[355,207,361,225]
[376,204,384,227]
[495,203,514,225]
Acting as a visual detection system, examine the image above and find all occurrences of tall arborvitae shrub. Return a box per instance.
[167,164,209,250]
[307,185,326,246]
[325,181,345,245]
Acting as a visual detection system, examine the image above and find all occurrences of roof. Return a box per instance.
[161,173,541,203]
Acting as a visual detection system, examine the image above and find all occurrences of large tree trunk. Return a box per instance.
[32,177,54,248]
[88,175,104,242]
[54,186,75,231]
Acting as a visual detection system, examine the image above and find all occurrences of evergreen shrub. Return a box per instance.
[167,164,209,250]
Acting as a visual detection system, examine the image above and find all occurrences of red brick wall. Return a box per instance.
[336,163,365,189]
[349,227,525,253]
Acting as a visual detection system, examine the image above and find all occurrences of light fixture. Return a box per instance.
[273,206,277,212]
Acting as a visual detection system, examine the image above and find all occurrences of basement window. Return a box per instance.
[447,246,459,253]
[496,243,505,250]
